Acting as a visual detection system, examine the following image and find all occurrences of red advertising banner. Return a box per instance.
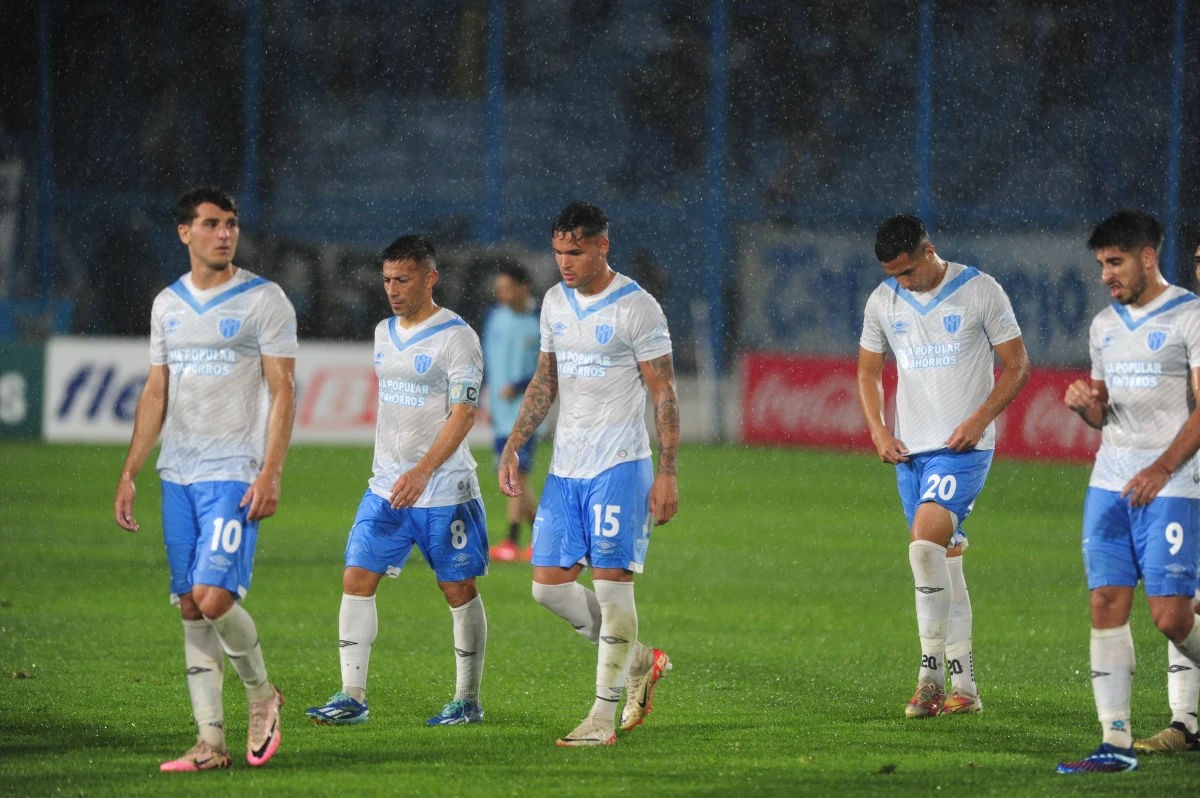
[741,351,1101,463]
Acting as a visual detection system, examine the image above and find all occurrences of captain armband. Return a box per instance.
[448,380,481,407]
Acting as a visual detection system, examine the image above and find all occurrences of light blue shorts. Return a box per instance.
[895,448,994,548]
[1082,487,1199,597]
[344,491,489,582]
[532,459,654,573]
[162,480,258,606]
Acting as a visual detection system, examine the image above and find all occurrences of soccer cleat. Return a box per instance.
[491,539,519,562]
[426,698,484,725]
[556,716,617,747]
[246,684,283,766]
[159,740,232,772]
[305,691,370,726]
[620,649,672,731]
[939,689,983,715]
[1132,721,1200,753]
[905,682,945,718]
[1056,743,1138,773]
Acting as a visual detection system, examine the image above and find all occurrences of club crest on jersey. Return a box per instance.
[594,323,614,345]
[413,353,433,375]
[942,314,962,335]
[218,318,242,339]
[1147,330,1167,352]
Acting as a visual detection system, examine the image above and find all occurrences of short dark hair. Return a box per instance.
[874,214,930,262]
[1087,209,1163,255]
[380,235,437,271]
[552,202,609,241]
[175,186,237,226]
[495,260,531,286]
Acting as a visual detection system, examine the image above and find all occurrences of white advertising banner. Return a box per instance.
[43,337,495,445]
[738,225,1105,366]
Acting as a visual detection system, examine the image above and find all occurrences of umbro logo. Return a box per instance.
[339,640,358,648]
[601,636,628,645]
[1090,670,1110,679]
[186,666,213,676]
[915,587,944,594]
[1168,664,1193,674]
[455,648,476,658]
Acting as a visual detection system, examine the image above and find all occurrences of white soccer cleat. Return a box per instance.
[620,648,671,731]
[555,715,616,747]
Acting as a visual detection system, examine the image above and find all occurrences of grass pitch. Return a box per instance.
[1,442,1197,796]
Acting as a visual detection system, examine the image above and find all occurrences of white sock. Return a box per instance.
[628,641,655,678]
[183,619,226,749]
[339,594,377,703]
[945,555,977,696]
[531,581,602,644]
[1172,614,1200,668]
[207,604,274,703]
[1092,624,1135,748]
[451,596,487,704]
[909,540,951,689]
[590,581,638,727]
[1168,639,1200,733]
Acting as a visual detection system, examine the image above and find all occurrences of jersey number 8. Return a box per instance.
[921,474,957,502]
[450,520,468,550]
[209,518,243,554]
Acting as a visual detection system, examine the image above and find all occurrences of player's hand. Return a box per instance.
[648,474,678,526]
[945,415,987,452]
[114,475,139,531]
[498,450,522,497]
[390,467,430,509]
[500,384,519,400]
[241,471,281,521]
[1122,462,1172,508]
[1064,379,1100,413]
[872,433,910,464]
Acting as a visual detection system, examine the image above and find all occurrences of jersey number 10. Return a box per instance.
[209,518,243,554]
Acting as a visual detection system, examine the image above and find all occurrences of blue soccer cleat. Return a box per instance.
[1056,743,1138,774]
[426,698,483,725]
[305,691,370,726]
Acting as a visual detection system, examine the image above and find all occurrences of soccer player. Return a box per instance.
[483,261,541,562]
[305,235,489,728]
[113,187,297,771]
[499,202,678,747]
[856,214,1029,720]
[1133,240,1200,755]
[1057,212,1200,773]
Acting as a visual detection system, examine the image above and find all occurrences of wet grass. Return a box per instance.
[1,442,1196,796]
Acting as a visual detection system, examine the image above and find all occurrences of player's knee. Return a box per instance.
[1089,587,1131,626]
[439,578,478,607]
[1151,602,1194,642]
[193,586,235,620]
[342,567,379,596]
[178,593,204,622]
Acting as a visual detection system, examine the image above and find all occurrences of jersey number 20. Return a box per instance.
[921,474,958,502]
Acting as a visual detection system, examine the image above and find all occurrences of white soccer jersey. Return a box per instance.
[368,308,484,508]
[540,273,672,479]
[149,268,298,485]
[1088,286,1200,497]
[860,262,1022,455]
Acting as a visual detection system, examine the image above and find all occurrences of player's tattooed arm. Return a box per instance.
[499,351,557,496]
[114,365,170,531]
[639,353,680,525]
[639,353,680,477]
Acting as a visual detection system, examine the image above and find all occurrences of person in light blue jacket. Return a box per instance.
[483,261,541,561]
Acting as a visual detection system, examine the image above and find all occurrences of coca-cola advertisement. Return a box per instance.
[741,352,1101,463]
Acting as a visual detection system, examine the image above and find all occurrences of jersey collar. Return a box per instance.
[387,314,468,352]
[885,266,980,316]
[1111,291,1198,331]
[563,280,642,320]
[169,275,269,315]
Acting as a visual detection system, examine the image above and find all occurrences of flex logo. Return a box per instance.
[56,364,144,422]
